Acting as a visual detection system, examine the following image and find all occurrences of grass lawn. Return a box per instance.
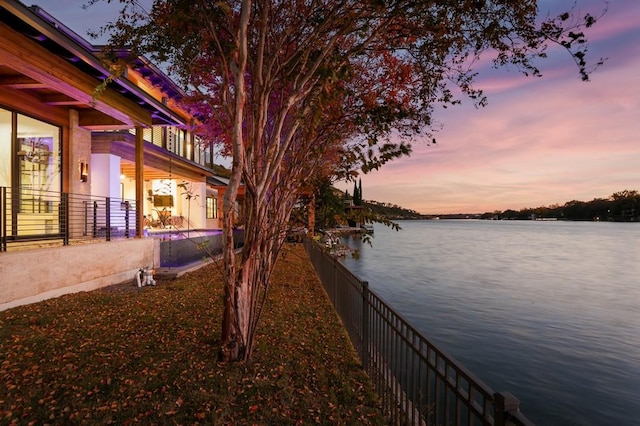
[0,244,384,425]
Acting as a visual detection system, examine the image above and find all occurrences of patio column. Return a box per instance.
[135,126,144,238]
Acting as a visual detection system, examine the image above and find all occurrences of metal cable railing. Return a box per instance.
[1,187,137,252]
[304,239,534,426]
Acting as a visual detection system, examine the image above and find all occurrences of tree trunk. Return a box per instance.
[220,197,280,361]
[220,167,243,361]
[219,0,251,363]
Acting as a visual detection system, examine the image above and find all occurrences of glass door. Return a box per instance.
[15,113,61,236]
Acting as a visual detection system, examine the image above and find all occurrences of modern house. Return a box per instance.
[0,0,239,310]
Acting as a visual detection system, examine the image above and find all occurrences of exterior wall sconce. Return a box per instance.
[79,162,88,182]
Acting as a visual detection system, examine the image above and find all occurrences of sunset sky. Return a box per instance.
[31,0,640,214]
[340,0,640,214]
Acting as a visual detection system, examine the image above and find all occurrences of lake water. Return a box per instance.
[339,220,640,426]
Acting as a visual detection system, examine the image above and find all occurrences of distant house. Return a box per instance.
[0,0,237,310]
[342,189,366,229]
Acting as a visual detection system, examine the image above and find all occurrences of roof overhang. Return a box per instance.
[0,0,187,128]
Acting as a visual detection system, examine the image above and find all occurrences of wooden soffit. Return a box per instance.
[92,133,211,182]
[0,21,152,128]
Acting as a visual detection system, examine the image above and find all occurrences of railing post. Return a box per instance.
[83,201,88,236]
[105,197,111,241]
[361,280,370,371]
[0,187,6,252]
[124,201,130,238]
[61,192,69,246]
[92,201,98,238]
[494,391,520,426]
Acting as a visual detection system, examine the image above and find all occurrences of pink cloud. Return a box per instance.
[343,46,640,214]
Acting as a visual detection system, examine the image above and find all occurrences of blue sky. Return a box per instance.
[30,0,640,214]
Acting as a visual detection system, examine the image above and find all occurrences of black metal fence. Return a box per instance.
[1,186,137,252]
[304,239,534,426]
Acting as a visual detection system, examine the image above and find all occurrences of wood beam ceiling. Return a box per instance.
[0,75,47,89]
[0,21,153,128]
[41,94,85,106]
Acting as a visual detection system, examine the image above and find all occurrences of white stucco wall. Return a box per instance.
[178,181,207,229]
[91,153,121,199]
[0,238,160,312]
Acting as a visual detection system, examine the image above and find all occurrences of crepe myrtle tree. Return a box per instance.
[96,0,605,361]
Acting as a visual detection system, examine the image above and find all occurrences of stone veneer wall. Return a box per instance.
[68,109,92,195]
[66,110,95,240]
[0,238,159,312]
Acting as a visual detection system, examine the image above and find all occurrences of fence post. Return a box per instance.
[336,255,342,314]
[494,391,520,426]
[361,280,370,371]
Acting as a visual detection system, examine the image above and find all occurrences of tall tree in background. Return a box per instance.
[100,0,604,361]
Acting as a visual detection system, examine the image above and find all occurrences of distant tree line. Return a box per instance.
[298,179,423,232]
[362,199,424,220]
[309,186,640,227]
[343,182,423,220]
[480,190,640,222]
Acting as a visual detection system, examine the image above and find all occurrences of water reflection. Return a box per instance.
[339,220,640,426]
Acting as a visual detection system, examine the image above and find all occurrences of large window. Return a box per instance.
[128,127,163,147]
[0,108,62,236]
[17,114,61,196]
[194,135,214,168]
[127,126,214,168]
[0,108,61,195]
[0,108,11,188]
[167,126,185,156]
[206,196,218,219]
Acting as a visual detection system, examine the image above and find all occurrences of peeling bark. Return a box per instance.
[220,0,252,362]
